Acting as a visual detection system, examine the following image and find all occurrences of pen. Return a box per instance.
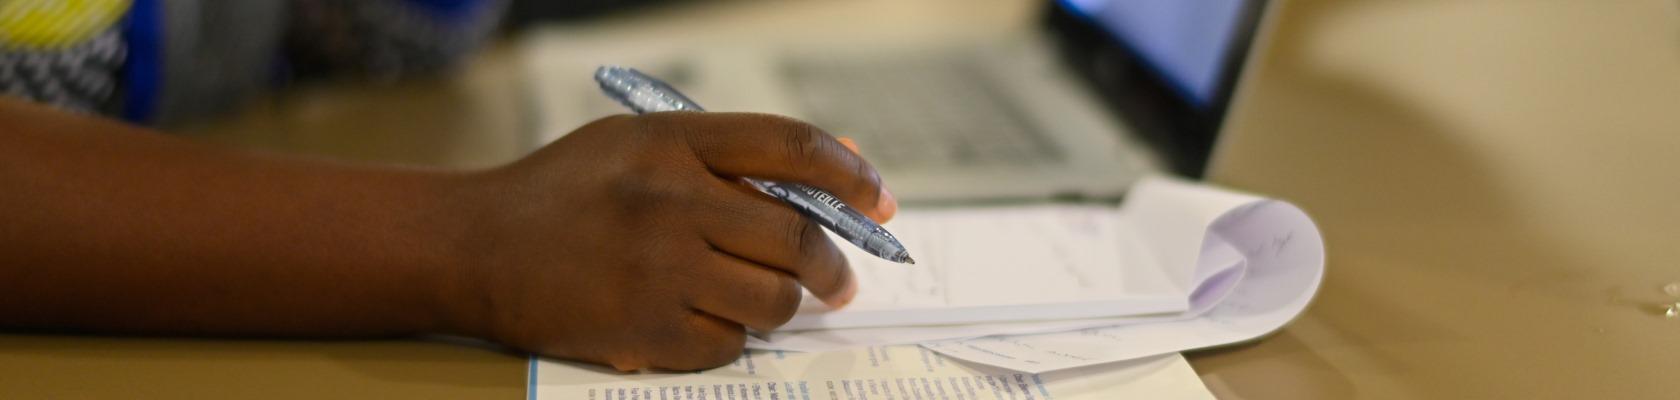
[594,66,915,264]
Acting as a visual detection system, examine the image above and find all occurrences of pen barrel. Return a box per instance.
[595,65,913,264]
[748,180,912,263]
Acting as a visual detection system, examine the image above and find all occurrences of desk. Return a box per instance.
[3,0,1677,398]
[1196,1,1680,398]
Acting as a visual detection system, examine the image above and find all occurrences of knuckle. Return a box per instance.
[643,313,691,346]
[783,215,821,265]
[823,251,851,293]
[700,332,747,367]
[767,276,802,328]
[644,112,732,167]
[605,133,686,207]
[608,178,671,217]
[642,249,687,288]
[662,247,717,294]
[784,219,846,294]
[774,117,830,175]
[664,325,744,371]
[755,114,876,201]
[609,168,697,217]
[609,175,659,202]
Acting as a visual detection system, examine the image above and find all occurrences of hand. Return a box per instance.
[442,112,897,371]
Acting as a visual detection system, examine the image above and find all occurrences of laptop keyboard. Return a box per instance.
[781,54,1065,169]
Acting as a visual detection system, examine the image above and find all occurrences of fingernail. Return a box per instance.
[609,358,642,372]
[840,136,893,223]
[874,186,898,223]
[837,137,860,154]
[825,275,859,309]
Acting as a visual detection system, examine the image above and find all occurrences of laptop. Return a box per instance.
[522,0,1268,203]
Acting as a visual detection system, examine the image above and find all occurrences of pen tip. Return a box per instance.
[903,256,916,265]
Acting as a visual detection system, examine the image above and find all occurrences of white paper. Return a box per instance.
[529,345,1215,400]
[748,178,1324,374]
[922,182,1325,373]
[782,205,1188,331]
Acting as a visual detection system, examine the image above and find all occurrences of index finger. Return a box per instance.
[637,112,892,222]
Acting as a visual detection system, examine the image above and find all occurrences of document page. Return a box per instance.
[749,177,1324,376]
[783,206,1185,331]
[923,185,1326,373]
[530,346,1214,400]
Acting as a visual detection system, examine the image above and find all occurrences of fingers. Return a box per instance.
[836,136,859,153]
[687,253,803,332]
[638,112,893,222]
[834,137,896,222]
[652,312,747,371]
[598,311,747,372]
[696,181,858,308]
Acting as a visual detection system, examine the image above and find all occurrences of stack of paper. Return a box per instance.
[532,177,1322,398]
[531,345,1216,399]
[750,177,1325,373]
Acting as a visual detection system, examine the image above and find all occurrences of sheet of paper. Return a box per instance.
[745,238,1239,352]
[781,205,1186,331]
[529,346,1214,400]
[749,177,1282,352]
[922,184,1325,373]
[749,178,1325,376]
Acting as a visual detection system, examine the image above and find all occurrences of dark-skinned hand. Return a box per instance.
[447,112,896,371]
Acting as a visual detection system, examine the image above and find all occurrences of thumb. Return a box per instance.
[836,137,897,223]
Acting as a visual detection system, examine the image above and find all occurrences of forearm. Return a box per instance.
[0,98,475,337]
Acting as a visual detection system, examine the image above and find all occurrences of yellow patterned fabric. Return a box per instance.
[0,0,130,50]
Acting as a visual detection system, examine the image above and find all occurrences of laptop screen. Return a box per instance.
[1059,0,1251,109]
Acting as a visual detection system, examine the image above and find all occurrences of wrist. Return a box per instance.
[413,169,498,340]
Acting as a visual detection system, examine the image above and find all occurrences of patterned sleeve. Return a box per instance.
[0,0,507,124]
[0,0,131,115]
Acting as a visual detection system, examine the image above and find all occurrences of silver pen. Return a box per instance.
[594,66,915,264]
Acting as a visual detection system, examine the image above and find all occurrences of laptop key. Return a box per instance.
[782,53,1065,169]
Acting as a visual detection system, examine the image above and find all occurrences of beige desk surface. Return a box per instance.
[4,0,1678,398]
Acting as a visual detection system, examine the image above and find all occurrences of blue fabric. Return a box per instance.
[121,0,162,123]
[403,0,486,21]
